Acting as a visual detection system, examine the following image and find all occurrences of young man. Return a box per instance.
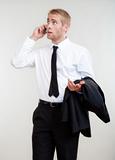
[12,9,94,160]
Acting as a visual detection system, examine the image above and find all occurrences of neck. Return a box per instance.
[52,36,67,44]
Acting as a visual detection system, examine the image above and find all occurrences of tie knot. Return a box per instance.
[53,45,58,51]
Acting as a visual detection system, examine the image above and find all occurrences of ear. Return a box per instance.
[63,24,69,33]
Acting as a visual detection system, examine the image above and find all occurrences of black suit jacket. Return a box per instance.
[62,77,110,137]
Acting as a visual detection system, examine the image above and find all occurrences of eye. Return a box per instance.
[47,19,57,25]
[52,20,57,25]
[47,18,50,24]
[47,20,50,24]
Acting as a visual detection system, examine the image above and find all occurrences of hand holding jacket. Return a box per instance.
[62,77,110,137]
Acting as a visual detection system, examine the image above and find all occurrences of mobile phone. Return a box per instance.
[44,27,47,33]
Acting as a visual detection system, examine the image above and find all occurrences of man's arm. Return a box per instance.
[11,25,47,68]
[77,48,95,78]
[67,48,94,92]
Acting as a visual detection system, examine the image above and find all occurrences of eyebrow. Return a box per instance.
[47,18,57,22]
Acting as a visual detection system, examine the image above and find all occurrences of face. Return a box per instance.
[46,13,68,44]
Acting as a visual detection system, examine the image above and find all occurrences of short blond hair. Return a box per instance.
[48,8,71,27]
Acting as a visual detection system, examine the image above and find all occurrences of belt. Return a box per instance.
[39,99,62,107]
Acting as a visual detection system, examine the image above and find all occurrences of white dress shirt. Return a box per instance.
[12,37,94,102]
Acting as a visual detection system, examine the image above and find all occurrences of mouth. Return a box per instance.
[47,31,52,34]
[47,30,52,34]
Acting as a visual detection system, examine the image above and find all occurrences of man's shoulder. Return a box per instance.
[69,40,89,53]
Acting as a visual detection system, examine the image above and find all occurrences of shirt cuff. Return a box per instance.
[24,37,36,46]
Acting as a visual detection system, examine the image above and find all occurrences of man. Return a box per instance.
[12,9,94,160]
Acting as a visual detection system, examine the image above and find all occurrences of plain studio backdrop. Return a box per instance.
[0,0,114,160]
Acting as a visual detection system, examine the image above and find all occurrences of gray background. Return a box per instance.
[0,0,114,160]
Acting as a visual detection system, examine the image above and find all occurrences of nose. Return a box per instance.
[47,22,52,29]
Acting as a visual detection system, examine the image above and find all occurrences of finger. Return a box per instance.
[38,27,42,33]
[68,79,83,91]
[80,80,85,85]
[40,26,45,33]
[67,82,72,90]
[75,84,81,90]
[68,83,75,90]
[68,81,73,89]
[68,79,76,87]
[68,82,75,91]
[75,83,80,87]
[43,24,47,29]
[38,25,45,33]
[74,85,81,92]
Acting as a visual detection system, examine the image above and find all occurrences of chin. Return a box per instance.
[47,35,53,40]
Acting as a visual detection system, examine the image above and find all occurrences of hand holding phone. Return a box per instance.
[30,24,47,41]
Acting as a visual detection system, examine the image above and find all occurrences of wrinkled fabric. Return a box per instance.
[62,77,110,137]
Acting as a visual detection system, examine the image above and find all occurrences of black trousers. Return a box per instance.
[32,101,79,160]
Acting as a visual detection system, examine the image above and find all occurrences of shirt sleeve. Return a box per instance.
[11,37,37,68]
[77,48,95,78]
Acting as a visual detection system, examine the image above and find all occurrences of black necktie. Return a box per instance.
[48,46,59,97]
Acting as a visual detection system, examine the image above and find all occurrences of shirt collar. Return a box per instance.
[50,38,70,50]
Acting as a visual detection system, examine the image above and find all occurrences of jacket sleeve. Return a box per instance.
[82,77,110,123]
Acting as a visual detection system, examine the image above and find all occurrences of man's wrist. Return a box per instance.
[30,35,39,41]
